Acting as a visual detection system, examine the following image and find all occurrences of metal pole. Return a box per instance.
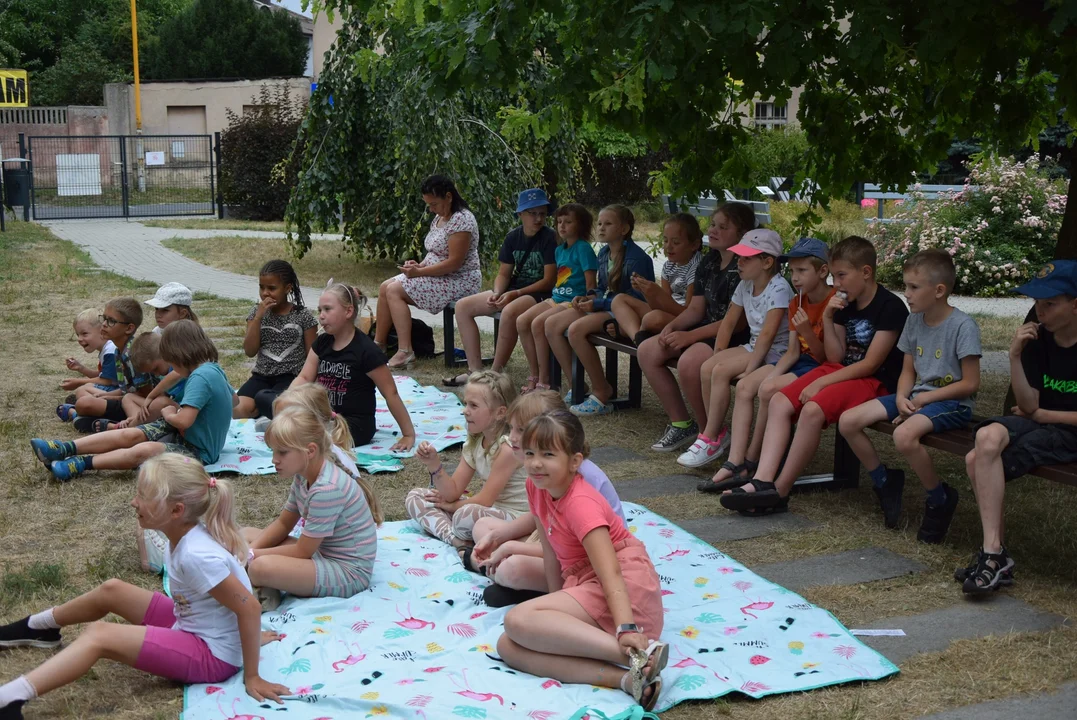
[18,133,28,221]
[130,0,145,192]
[213,132,223,219]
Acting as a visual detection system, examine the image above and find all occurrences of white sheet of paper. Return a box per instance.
[850,629,906,637]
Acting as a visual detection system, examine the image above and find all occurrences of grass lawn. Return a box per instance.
[143,219,293,233]
[1,223,1075,718]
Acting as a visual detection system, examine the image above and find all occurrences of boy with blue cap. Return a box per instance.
[700,237,834,492]
[444,188,557,386]
[960,259,1077,595]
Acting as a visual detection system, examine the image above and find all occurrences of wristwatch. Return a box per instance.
[616,623,642,638]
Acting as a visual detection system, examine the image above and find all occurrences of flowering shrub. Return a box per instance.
[872,156,1068,296]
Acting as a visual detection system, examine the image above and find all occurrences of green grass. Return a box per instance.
[33,186,212,207]
[0,221,1075,718]
[142,218,293,232]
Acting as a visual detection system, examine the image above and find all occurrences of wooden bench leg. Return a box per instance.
[604,347,619,397]
[832,432,861,489]
[628,355,642,409]
[550,349,562,389]
[443,306,456,369]
[572,350,587,404]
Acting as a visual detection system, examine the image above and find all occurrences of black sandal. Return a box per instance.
[962,548,1015,595]
[442,373,470,387]
[460,547,486,576]
[698,460,757,493]
[719,479,789,515]
[604,317,622,340]
[954,550,1014,585]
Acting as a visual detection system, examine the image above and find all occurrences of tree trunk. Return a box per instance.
[1052,174,1077,259]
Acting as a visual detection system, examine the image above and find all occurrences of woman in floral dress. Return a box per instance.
[375,175,482,368]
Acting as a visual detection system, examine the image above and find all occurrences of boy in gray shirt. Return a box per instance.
[838,249,982,542]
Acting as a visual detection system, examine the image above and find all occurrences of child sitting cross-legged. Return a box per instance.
[407,371,528,549]
[720,235,910,514]
[244,405,382,607]
[467,390,625,608]
[94,331,180,433]
[0,454,289,720]
[495,410,666,711]
[699,237,833,493]
[839,249,981,540]
[31,320,234,482]
[680,229,793,468]
[958,260,1077,595]
[60,309,117,397]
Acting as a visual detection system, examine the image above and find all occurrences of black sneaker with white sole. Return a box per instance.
[651,422,698,452]
[0,701,24,719]
[872,469,905,529]
[917,483,959,544]
[0,616,61,649]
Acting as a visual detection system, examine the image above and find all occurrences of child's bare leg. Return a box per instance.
[25,622,147,698]
[640,309,675,334]
[566,312,618,402]
[545,308,584,390]
[969,423,1010,553]
[233,394,258,418]
[72,395,111,418]
[73,385,98,400]
[713,366,771,482]
[893,415,941,490]
[85,442,166,471]
[677,343,713,430]
[533,305,568,386]
[701,349,749,439]
[610,295,649,340]
[748,373,794,461]
[453,291,495,372]
[774,402,827,496]
[245,555,317,596]
[516,301,552,380]
[491,554,547,592]
[749,393,797,483]
[70,426,148,455]
[492,295,536,372]
[837,399,890,472]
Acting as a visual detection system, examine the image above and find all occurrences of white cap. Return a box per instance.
[145,282,193,308]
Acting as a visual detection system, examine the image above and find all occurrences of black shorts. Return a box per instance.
[976,415,1077,481]
[345,414,376,447]
[237,372,295,399]
[103,398,126,421]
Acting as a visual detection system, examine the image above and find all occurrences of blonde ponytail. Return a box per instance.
[137,454,247,560]
[267,406,382,525]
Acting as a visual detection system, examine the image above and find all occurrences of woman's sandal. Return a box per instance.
[697,459,758,493]
[442,373,470,387]
[387,349,415,369]
[719,479,789,516]
[962,548,1015,595]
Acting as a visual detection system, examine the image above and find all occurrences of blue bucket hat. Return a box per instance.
[1014,260,1077,299]
[515,188,553,214]
[780,237,829,263]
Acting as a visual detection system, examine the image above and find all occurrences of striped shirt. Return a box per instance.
[284,459,377,583]
[662,250,702,306]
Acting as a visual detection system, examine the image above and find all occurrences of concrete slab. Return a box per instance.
[589,446,646,465]
[676,514,818,543]
[611,475,700,502]
[754,547,927,592]
[918,682,1077,720]
[861,594,1067,665]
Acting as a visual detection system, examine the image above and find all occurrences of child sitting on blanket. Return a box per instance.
[291,282,415,451]
[32,320,234,481]
[407,371,528,549]
[244,406,381,607]
[60,309,117,397]
[0,454,289,720]
[496,410,666,711]
[469,390,624,607]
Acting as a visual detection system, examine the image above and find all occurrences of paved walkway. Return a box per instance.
[42,219,494,331]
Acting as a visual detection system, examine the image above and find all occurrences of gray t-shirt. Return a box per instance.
[897,307,982,411]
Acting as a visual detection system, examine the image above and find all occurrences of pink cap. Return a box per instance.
[729,229,783,258]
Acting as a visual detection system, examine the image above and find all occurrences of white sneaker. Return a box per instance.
[676,428,731,468]
[254,416,271,433]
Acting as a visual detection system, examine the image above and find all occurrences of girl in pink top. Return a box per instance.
[495,411,667,711]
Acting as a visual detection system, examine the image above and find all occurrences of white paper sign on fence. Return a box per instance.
[145,151,165,166]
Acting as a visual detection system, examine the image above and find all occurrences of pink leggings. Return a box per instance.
[134,592,240,683]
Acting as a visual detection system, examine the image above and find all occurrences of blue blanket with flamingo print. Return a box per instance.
[181,503,897,720]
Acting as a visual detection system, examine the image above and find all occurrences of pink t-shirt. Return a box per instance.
[527,474,631,572]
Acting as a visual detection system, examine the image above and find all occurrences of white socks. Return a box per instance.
[0,676,36,707]
[28,608,58,631]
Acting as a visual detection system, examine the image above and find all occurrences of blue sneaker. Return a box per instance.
[570,395,615,417]
[51,456,88,482]
[30,438,69,466]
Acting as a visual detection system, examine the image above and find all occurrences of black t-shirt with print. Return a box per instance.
[693,250,749,345]
[498,225,558,291]
[833,285,910,392]
[1022,330,1077,413]
[312,332,387,444]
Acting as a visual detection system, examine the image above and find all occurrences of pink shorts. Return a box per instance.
[561,538,664,641]
[134,592,240,684]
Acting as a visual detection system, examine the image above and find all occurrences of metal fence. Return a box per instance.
[28,134,216,220]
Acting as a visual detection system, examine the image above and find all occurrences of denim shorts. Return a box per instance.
[789,355,820,378]
[877,394,972,432]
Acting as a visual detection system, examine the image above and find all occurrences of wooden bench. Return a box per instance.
[660,193,771,227]
[861,183,977,223]
[442,300,500,369]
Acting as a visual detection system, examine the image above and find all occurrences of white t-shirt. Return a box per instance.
[332,444,361,477]
[731,274,794,356]
[166,523,251,667]
[462,434,529,515]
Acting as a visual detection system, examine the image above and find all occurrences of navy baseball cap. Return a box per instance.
[1013,260,1077,298]
[515,188,553,214]
[780,237,829,263]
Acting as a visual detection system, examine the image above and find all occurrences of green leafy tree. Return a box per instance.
[309,0,1077,256]
[143,0,306,80]
[285,17,581,264]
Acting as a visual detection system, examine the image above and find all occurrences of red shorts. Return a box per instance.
[134,592,240,684]
[779,362,886,426]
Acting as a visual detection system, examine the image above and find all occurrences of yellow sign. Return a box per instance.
[0,70,28,107]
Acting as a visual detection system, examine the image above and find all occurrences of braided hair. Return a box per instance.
[259,259,304,309]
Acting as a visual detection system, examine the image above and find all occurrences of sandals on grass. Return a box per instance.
[962,548,1015,595]
[442,373,470,387]
[719,479,789,515]
[698,459,758,493]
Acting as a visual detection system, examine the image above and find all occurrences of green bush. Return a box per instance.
[870,155,1068,296]
[767,200,868,248]
[712,126,810,196]
[220,86,306,221]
